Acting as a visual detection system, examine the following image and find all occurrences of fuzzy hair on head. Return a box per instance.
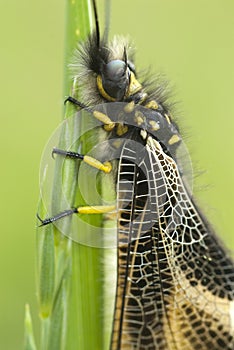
[69,33,135,106]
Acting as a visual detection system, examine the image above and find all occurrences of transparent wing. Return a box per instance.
[111,135,234,350]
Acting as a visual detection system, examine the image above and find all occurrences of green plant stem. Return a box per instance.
[32,0,105,349]
[24,305,37,350]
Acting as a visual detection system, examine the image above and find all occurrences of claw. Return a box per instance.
[36,208,78,227]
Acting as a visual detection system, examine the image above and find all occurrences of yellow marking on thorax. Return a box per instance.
[116,123,128,136]
[145,100,159,110]
[124,101,135,113]
[140,129,147,140]
[134,110,145,125]
[168,134,181,145]
[164,113,172,124]
[149,120,160,131]
[125,71,143,97]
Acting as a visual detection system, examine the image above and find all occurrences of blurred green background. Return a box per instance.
[1,0,234,349]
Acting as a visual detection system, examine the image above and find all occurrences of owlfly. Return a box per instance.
[38,0,234,348]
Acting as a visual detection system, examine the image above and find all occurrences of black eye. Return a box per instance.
[105,60,126,78]
[101,60,130,101]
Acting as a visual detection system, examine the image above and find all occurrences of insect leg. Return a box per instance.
[37,209,78,226]
[37,205,116,226]
[65,96,115,130]
[64,96,89,110]
[38,142,114,226]
[52,147,112,173]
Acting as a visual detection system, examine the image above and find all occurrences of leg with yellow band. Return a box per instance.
[52,148,112,173]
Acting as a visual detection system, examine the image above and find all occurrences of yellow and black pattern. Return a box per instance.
[110,133,234,349]
[39,0,234,348]
[40,99,234,349]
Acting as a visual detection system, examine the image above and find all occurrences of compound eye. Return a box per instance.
[105,60,126,79]
[101,60,130,101]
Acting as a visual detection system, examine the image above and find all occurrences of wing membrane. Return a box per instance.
[110,135,234,350]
